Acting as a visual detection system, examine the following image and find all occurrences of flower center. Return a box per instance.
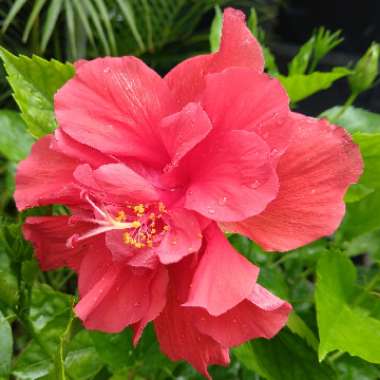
[67,194,169,249]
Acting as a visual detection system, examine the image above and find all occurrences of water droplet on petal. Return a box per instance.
[218,196,228,206]
[103,67,111,73]
[207,207,215,214]
[249,180,260,189]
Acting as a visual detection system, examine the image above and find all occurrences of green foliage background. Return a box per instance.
[0,1,380,379]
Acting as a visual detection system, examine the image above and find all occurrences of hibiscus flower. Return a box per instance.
[15,7,362,378]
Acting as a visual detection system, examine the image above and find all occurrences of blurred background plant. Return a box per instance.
[1,1,380,380]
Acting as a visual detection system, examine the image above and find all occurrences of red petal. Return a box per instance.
[155,208,202,264]
[105,229,158,269]
[184,130,279,222]
[226,114,363,251]
[132,265,169,345]
[159,102,212,166]
[15,136,80,210]
[165,8,264,108]
[73,163,159,203]
[23,216,95,271]
[55,57,176,167]
[154,259,229,379]
[183,224,259,316]
[194,284,292,347]
[52,129,111,168]
[201,68,289,137]
[75,265,154,333]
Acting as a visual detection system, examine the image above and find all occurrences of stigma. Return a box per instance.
[67,195,169,250]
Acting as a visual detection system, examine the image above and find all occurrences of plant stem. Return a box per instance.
[331,92,358,122]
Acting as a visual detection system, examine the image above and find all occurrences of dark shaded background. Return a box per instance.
[275,0,380,115]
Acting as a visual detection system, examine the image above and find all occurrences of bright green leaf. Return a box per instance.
[344,184,374,203]
[0,310,13,376]
[321,106,380,134]
[287,312,319,351]
[209,5,222,52]
[316,250,380,363]
[288,36,315,75]
[278,67,351,103]
[352,133,380,190]
[0,110,34,161]
[0,47,74,137]
[234,329,336,380]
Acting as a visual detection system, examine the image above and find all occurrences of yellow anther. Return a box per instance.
[115,211,126,222]
[151,228,156,234]
[158,202,166,213]
[123,232,131,244]
[163,225,170,232]
[130,220,141,228]
[149,213,155,220]
[133,204,145,215]
[147,240,153,248]
[134,242,145,249]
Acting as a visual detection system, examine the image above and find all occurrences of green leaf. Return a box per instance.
[90,329,133,372]
[64,330,104,380]
[1,0,28,33]
[310,27,343,72]
[352,133,380,190]
[336,355,380,380]
[13,285,74,379]
[23,0,48,42]
[277,67,351,103]
[234,328,336,380]
[344,184,374,203]
[115,0,145,52]
[91,324,175,377]
[286,312,319,351]
[0,110,34,161]
[288,36,315,75]
[0,48,74,137]
[41,0,64,52]
[0,310,13,376]
[316,250,380,363]
[209,5,222,52]
[321,106,380,134]
[342,191,380,238]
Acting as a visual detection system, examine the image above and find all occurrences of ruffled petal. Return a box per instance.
[184,130,279,222]
[51,129,111,168]
[201,68,289,138]
[155,208,202,264]
[23,216,96,271]
[165,8,264,108]
[15,136,80,210]
[183,224,259,316]
[55,56,176,167]
[226,113,363,251]
[153,259,229,379]
[159,102,212,167]
[132,265,169,344]
[75,264,154,333]
[194,284,292,347]
[73,163,159,203]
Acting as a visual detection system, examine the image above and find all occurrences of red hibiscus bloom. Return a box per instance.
[15,7,362,378]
